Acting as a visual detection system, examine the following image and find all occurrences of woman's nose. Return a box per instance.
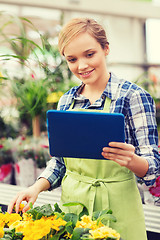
[78,59,88,70]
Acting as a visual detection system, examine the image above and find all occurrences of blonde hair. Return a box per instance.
[58,18,109,56]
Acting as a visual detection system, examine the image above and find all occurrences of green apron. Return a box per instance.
[60,97,147,240]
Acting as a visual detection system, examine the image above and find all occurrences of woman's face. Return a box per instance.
[63,32,109,86]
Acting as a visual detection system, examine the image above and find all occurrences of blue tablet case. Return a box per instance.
[47,110,125,160]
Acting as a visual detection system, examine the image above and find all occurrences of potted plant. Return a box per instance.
[0,12,74,138]
[11,135,50,187]
[1,202,122,240]
[0,138,14,184]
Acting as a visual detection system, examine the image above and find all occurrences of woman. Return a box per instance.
[8,18,160,240]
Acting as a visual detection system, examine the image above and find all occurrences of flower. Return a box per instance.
[2,203,121,240]
[0,138,13,165]
[13,203,26,213]
[149,176,160,197]
[76,215,103,230]
[0,227,4,238]
[0,213,5,228]
[0,71,4,82]
[17,219,51,240]
[89,226,120,240]
[47,91,63,103]
[3,212,22,226]
[45,215,66,231]
[3,136,50,168]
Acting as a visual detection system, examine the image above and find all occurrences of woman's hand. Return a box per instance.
[7,178,50,214]
[7,185,39,214]
[102,142,149,177]
[102,142,135,167]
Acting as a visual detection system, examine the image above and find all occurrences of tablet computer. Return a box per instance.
[47,110,125,160]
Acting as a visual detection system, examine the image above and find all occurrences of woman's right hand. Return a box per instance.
[7,184,39,213]
[7,178,51,213]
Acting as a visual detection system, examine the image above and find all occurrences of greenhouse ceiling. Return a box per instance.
[0,0,160,19]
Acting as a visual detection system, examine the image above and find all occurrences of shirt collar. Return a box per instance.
[103,72,122,100]
[74,83,85,100]
[74,72,121,101]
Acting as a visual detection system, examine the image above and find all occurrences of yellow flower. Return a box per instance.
[0,227,4,238]
[22,212,32,221]
[0,221,5,228]
[22,219,51,240]
[76,215,103,230]
[46,215,66,231]
[0,72,4,81]
[47,91,63,103]
[19,203,25,212]
[0,213,5,228]
[3,212,22,226]
[64,232,72,239]
[10,220,25,233]
[9,213,66,239]
[13,203,26,213]
[89,226,120,240]
[2,204,121,240]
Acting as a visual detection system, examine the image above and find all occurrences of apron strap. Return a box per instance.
[66,169,133,215]
[66,169,133,184]
[70,96,111,112]
[103,97,111,112]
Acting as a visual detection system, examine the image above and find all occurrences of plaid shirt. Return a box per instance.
[39,72,160,188]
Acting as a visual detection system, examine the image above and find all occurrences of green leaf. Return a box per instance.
[27,204,54,220]
[63,202,89,220]
[81,237,93,240]
[29,202,33,209]
[53,212,65,219]
[65,221,74,234]
[37,203,53,216]
[63,213,78,227]
[54,202,62,213]
[49,225,66,240]
[11,78,49,117]
[105,237,117,240]
[63,202,83,207]
[0,237,12,240]
[92,209,113,220]
[71,228,90,240]
[3,228,23,240]
[97,214,117,225]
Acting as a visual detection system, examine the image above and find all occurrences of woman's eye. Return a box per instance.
[87,52,94,58]
[68,58,76,63]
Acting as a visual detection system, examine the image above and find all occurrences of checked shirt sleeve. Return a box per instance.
[38,157,66,190]
[126,89,160,185]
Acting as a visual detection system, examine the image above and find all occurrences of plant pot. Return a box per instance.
[0,163,13,184]
[14,158,36,187]
[32,115,41,138]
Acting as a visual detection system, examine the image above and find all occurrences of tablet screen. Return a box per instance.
[47,110,125,159]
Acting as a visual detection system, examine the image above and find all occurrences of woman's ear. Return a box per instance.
[104,44,110,56]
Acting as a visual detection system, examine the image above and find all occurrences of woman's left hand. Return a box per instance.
[102,142,135,167]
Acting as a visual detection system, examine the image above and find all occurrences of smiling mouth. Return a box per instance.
[79,69,94,77]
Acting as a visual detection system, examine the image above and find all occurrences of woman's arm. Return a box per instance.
[8,157,66,213]
[8,177,50,213]
[102,142,149,177]
[38,157,66,190]
[102,89,160,184]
